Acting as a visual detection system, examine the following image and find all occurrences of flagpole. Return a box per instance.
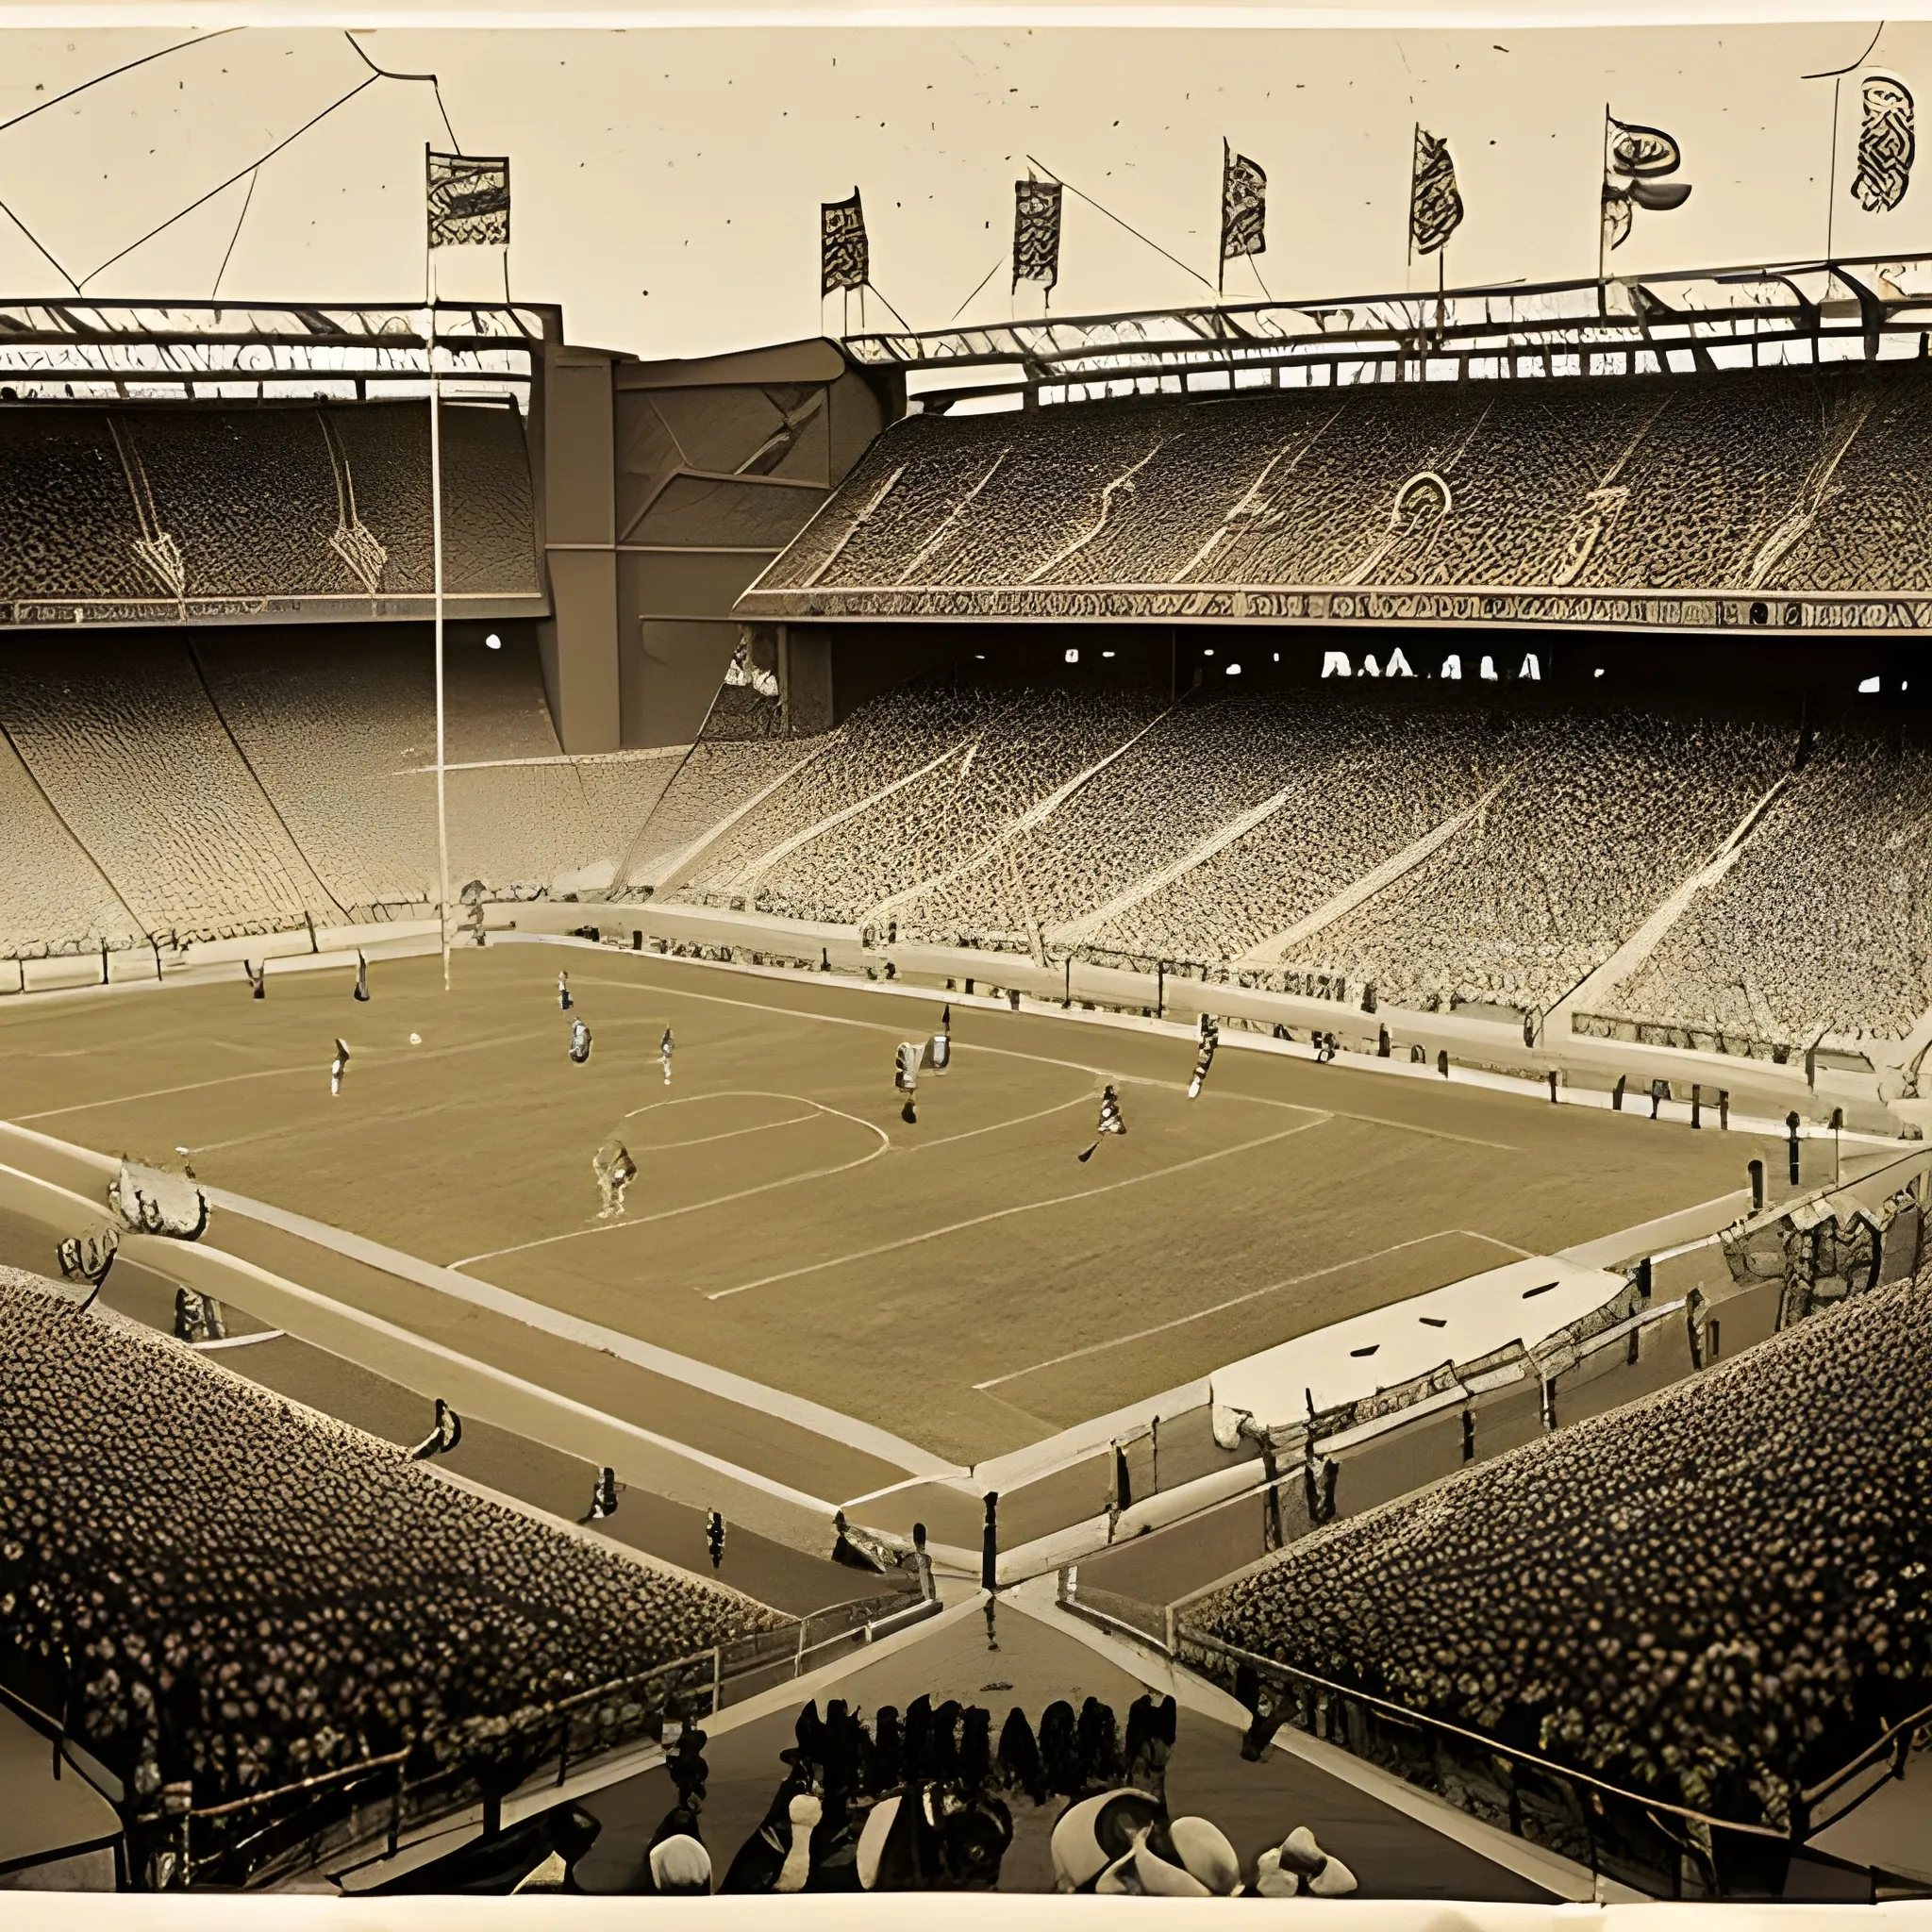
[1407,123,1419,274]
[1825,75,1844,262]
[428,248,451,994]
[1598,105,1610,289]
[1219,139,1228,297]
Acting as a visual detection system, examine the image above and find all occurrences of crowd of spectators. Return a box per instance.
[749,364,1932,602]
[1086,689,1488,962]
[0,402,540,608]
[1609,725,1932,1049]
[0,726,142,959]
[903,693,1307,945]
[621,1690,1353,1895]
[0,636,342,944]
[1274,707,1782,1013]
[3,628,1927,1051]
[618,738,823,893]
[0,1272,781,1816]
[687,681,1161,927]
[1196,1266,1932,1833]
[0,631,683,953]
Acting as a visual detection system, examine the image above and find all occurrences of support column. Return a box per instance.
[538,346,621,754]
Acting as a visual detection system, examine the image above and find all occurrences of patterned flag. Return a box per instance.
[426,151,510,249]
[1220,143,1267,265]
[1602,115,1691,253]
[1409,127,1464,257]
[1013,177,1063,291]
[822,190,869,293]
[1853,75,1915,213]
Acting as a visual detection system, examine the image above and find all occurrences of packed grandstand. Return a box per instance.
[1192,1264,1932,1836]
[738,364,1932,612]
[0,1271,780,1816]
[5,639,1924,1064]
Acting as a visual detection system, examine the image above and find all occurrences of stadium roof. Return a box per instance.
[737,353,1932,636]
[0,300,558,404]
[844,256,1932,410]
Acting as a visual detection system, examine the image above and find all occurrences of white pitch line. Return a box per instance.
[705,1116,1332,1302]
[449,1100,892,1270]
[578,971,1516,1148]
[614,1091,826,1152]
[973,1227,1532,1391]
[188,1094,471,1158]
[10,1023,556,1124]
[909,1089,1099,1149]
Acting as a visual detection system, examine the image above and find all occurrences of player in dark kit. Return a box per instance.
[1079,1085,1125,1161]
[1189,1014,1219,1099]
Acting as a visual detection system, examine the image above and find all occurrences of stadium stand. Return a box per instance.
[1191,1265,1932,1834]
[5,627,1928,1058]
[0,1270,781,1822]
[0,403,541,616]
[681,681,1164,927]
[0,729,143,959]
[1272,707,1785,1014]
[741,362,1932,611]
[0,636,343,942]
[0,630,679,943]
[1083,689,1488,965]
[1607,728,1932,1050]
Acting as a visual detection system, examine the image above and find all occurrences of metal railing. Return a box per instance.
[1169,1621,1932,1902]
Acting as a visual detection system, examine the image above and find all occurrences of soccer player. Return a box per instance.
[595,1141,639,1218]
[353,951,370,1002]
[660,1026,675,1085]
[570,1017,592,1064]
[931,1005,952,1074]
[1078,1085,1125,1161]
[558,971,574,1012]
[894,1041,922,1124]
[246,960,266,1000]
[1189,1014,1219,1099]
[329,1038,350,1095]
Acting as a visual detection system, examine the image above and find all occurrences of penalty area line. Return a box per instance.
[448,1099,892,1270]
[972,1227,1533,1391]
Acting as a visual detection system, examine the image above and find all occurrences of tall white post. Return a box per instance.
[428,271,452,992]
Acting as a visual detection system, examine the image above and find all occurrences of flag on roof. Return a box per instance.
[822,190,870,293]
[426,150,510,249]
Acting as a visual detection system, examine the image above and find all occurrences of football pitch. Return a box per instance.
[0,944,1787,1465]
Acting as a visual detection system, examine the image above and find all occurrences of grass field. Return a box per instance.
[0,943,1788,1464]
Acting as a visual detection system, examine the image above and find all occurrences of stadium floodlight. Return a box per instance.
[1226,662,1242,675]
[1441,655,1462,679]
[1322,652,1351,678]
[1064,647,1079,663]
[1858,674,1881,691]
[1520,654,1542,681]
[486,633,504,651]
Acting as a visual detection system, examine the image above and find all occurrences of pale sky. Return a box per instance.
[0,9,1924,358]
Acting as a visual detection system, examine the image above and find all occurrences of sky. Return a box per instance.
[0,11,1925,358]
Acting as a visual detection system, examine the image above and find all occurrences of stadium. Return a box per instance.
[1,261,1929,1906]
